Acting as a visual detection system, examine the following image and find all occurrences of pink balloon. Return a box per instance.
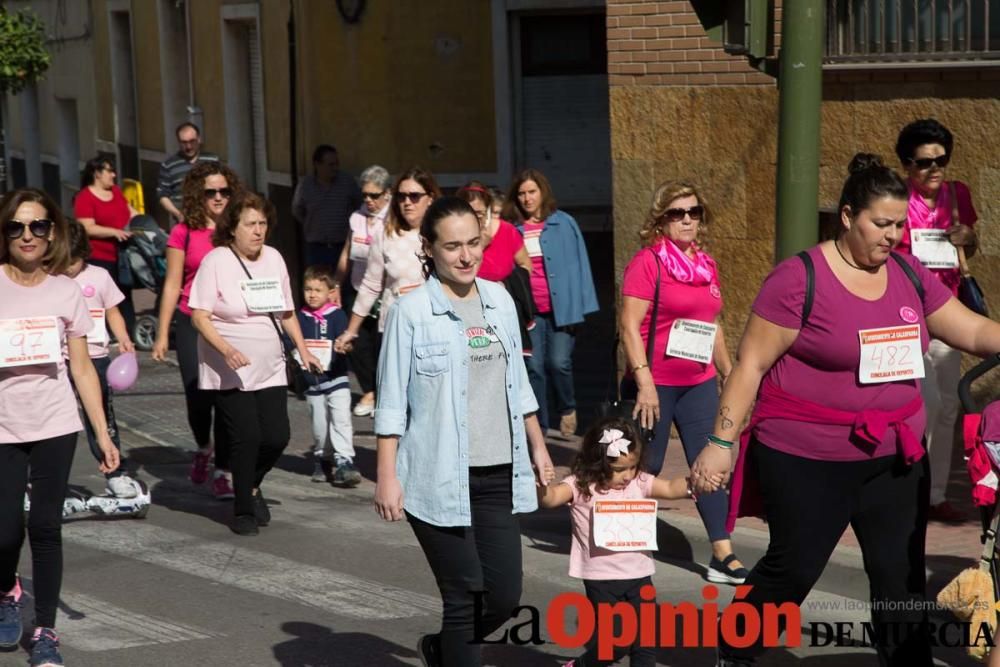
[107,352,139,391]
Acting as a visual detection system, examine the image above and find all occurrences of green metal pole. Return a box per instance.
[774,0,825,261]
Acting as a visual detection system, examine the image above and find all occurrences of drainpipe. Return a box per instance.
[288,0,298,192]
[184,0,202,134]
[774,0,824,260]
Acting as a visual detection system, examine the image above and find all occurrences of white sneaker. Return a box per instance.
[106,475,139,498]
[352,401,375,417]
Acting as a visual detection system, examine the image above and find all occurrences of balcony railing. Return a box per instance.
[826,0,1000,65]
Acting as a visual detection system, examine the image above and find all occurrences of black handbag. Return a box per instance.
[599,248,660,442]
[950,182,989,317]
[229,248,310,398]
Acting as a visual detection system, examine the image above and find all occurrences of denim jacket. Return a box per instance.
[374,275,539,527]
[517,209,599,327]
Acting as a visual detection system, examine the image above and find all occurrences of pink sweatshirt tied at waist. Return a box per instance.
[725,378,924,533]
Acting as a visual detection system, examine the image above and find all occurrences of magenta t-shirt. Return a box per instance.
[622,247,722,387]
[521,221,551,313]
[0,270,92,443]
[752,246,952,461]
[188,246,295,392]
[167,223,216,315]
[71,263,124,359]
[479,220,525,282]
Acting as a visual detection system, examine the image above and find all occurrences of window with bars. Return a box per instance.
[826,0,1000,64]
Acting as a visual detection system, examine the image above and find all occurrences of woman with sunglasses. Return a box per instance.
[333,165,392,418]
[73,156,141,335]
[334,167,441,354]
[502,169,598,438]
[894,119,979,524]
[619,180,743,586]
[0,189,120,667]
[152,162,245,500]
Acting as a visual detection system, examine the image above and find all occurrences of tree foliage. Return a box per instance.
[0,7,50,95]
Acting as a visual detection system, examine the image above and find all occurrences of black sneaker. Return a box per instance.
[707,554,750,585]
[231,514,259,536]
[0,582,22,648]
[253,492,271,527]
[416,633,442,667]
[333,461,362,488]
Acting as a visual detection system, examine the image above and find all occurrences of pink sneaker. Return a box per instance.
[189,450,212,485]
[212,472,235,500]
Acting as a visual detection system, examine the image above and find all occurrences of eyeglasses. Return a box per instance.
[662,206,704,223]
[361,190,386,201]
[204,188,233,199]
[907,154,950,170]
[101,166,117,174]
[3,219,53,240]
[396,191,428,204]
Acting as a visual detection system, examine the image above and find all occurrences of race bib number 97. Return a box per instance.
[0,317,61,368]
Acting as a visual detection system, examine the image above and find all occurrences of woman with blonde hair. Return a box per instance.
[619,180,744,584]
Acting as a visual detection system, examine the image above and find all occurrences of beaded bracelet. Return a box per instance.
[707,434,734,449]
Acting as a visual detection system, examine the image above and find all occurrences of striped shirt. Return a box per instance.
[292,173,362,245]
[156,152,220,210]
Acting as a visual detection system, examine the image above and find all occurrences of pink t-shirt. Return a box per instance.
[751,246,952,461]
[347,206,387,291]
[479,221,525,282]
[0,270,92,442]
[563,473,656,580]
[622,247,722,386]
[73,186,131,262]
[166,223,216,315]
[188,246,294,392]
[521,221,551,313]
[896,180,978,296]
[71,263,124,359]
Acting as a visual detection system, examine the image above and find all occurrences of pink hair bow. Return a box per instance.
[600,429,631,458]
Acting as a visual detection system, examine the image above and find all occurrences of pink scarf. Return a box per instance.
[655,239,718,286]
[300,302,339,325]
[726,377,924,533]
[906,180,953,231]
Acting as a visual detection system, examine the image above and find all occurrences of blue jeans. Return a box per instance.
[624,377,729,542]
[526,313,576,431]
[70,356,124,477]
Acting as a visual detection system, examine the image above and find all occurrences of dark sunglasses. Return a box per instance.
[662,206,704,223]
[396,191,428,204]
[908,154,950,170]
[4,219,54,240]
[361,190,386,201]
[204,187,234,199]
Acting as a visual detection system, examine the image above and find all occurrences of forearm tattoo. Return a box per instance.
[719,406,734,431]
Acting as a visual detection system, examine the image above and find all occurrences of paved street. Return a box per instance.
[1,354,985,666]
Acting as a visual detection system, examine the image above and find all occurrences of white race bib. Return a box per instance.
[592,499,658,552]
[0,317,61,368]
[239,278,287,313]
[349,236,371,261]
[86,309,107,344]
[665,319,717,364]
[293,339,333,371]
[910,229,958,269]
[524,232,542,258]
[858,324,925,384]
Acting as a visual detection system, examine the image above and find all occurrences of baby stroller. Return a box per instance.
[121,214,168,351]
[937,353,1000,660]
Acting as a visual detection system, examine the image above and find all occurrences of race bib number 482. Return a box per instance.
[0,317,61,368]
[857,324,925,384]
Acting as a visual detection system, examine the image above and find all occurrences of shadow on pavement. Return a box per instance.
[272,621,417,666]
[125,445,233,528]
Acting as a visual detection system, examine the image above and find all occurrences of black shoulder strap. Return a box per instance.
[797,250,814,329]
[888,252,925,302]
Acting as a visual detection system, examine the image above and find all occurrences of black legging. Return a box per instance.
[347,316,380,396]
[175,311,229,469]
[0,433,77,629]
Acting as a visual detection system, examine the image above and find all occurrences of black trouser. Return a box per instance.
[215,386,290,517]
[73,356,124,476]
[407,465,523,667]
[718,441,932,666]
[577,576,657,667]
[175,311,229,469]
[0,433,77,628]
[91,258,135,336]
[347,315,380,395]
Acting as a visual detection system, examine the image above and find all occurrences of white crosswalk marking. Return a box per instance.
[62,522,439,620]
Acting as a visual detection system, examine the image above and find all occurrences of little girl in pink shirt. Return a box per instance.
[538,417,714,666]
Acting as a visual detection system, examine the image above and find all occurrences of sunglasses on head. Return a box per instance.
[4,219,53,240]
[396,191,428,204]
[204,187,233,199]
[361,190,386,201]
[908,154,950,170]
[662,206,704,223]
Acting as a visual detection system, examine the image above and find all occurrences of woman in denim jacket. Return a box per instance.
[374,197,554,667]
[503,169,599,437]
